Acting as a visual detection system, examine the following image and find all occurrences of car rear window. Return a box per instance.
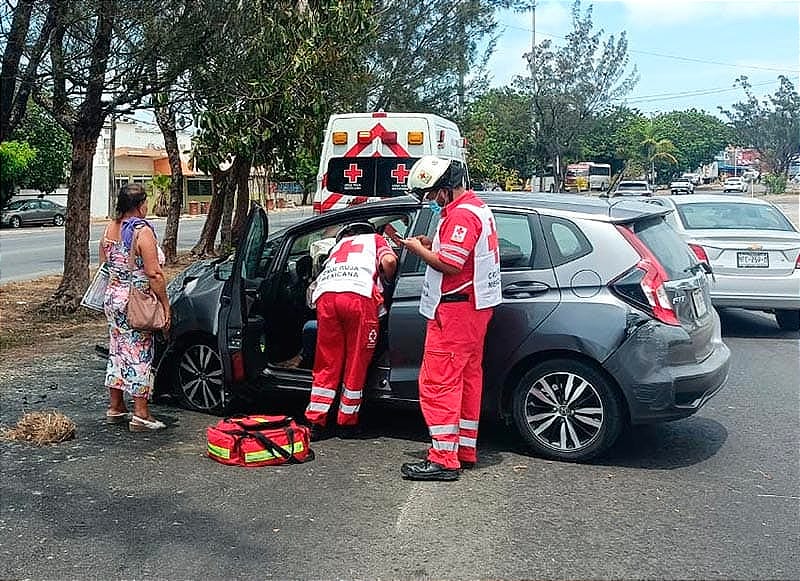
[632,216,695,280]
[676,202,795,231]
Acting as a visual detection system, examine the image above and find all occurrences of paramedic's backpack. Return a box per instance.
[206,415,314,467]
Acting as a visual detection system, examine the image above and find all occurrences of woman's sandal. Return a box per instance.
[129,415,166,432]
[106,410,131,424]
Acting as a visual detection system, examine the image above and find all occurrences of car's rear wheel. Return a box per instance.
[175,340,228,414]
[53,214,65,226]
[10,216,21,228]
[511,358,624,462]
[775,309,800,331]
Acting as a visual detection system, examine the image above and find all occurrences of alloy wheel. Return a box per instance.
[522,371,604,453]
[177,343,225,412]
[53,215,65,226]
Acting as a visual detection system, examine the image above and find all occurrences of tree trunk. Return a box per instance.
[0,1,34,140]
[155,104,184,264]
[191,168,226,256]
[52,127,98,311]
[231,157,251,244]
[219,162,238,251]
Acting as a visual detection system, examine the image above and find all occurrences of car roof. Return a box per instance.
[310,192,668,224]
[652,194,771,206]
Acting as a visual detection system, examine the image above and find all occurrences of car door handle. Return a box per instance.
[502,281,550,298]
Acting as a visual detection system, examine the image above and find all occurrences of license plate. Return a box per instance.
[737,251,769,268]
[691,288,708,318]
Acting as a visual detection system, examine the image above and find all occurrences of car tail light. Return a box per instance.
[795,252,800,271]
[614,225,681,326]
[407,131,424,145]
[381,131,397,144]
[357,131,372,143]
[332,131,348,145]
[689,243,709,264]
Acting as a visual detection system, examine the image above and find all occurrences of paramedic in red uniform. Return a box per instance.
[400,156,501,481]
[305,223,397,439]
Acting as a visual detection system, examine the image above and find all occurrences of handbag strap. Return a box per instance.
[227,416,294,430]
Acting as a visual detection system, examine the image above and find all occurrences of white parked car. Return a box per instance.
[645,195,800,331]
[723,177,747,193]
[670,177,695,195]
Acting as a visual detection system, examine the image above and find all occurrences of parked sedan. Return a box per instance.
[723,177,747,193]
[646,195,800,330]
[0,198,66,228]
[611,180,653,197]
[159,193,730,461]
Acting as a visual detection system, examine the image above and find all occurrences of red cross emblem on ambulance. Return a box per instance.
[391,163,410,184]
[343,163,363,184]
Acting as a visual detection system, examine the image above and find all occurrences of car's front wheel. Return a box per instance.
[511,358,624,462]
[775,309,800,331]
[53,214,65,226]
[9,216,21,228]
[175,340,228,414]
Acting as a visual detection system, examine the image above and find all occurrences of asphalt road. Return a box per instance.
[0,309,797,580]
[0,207,314,283]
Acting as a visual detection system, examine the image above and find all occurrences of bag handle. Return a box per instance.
[227,416,294,430]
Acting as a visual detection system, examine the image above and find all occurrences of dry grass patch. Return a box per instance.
[1,410,76,446]
[0,254,201,354]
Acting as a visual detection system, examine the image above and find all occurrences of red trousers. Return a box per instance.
[419,301,493,469]
[305,292,378,427]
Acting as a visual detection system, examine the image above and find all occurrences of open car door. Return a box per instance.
[218,203,268,390]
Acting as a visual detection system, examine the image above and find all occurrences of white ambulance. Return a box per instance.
[313,112,467,213]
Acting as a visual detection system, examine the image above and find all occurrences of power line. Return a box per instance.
[500,23,800,74]
[621,80,778,104]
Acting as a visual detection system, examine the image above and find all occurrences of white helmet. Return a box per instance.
[407,155,465,197]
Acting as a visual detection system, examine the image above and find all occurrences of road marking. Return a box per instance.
[395,481,434,534]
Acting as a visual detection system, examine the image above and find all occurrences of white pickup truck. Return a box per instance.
[670,177,695,195]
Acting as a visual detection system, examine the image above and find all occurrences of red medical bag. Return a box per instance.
[206,415,314,467]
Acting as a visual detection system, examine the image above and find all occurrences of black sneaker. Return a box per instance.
[400,460,459,481]
[459,461,476,470]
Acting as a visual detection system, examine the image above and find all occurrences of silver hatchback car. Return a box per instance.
[647,195,800,330]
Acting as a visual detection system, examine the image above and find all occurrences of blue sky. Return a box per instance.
[487,0,800,117]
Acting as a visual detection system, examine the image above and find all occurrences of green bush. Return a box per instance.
[763,173,787,195]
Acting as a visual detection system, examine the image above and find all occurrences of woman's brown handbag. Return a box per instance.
[127,226,167,331]
[127,285,166,331]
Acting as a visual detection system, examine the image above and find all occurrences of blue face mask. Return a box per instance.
[427,200,442,215]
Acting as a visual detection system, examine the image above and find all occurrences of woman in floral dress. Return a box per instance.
[100,183,171,431]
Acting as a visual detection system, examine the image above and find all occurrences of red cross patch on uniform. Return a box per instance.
[450,225,468,243]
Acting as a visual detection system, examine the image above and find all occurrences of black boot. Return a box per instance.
[337,424,365,440]
[400,460,459,481]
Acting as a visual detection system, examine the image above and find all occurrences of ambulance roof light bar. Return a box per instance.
[332,131,348,145]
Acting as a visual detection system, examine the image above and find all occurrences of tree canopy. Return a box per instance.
[721,75,799,175]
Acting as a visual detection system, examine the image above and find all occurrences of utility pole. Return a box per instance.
[107,113,116,218]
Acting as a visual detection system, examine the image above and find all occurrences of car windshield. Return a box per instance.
[3,200,27,210]
[676,202,795,231]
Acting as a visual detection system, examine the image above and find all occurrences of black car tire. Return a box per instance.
[175,340,229,414]
[9,216,21,228]
[511,358,624,462]
[53,214,65,226]
[775,309,800,331]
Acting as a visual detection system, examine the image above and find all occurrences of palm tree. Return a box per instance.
[638,121,678,184]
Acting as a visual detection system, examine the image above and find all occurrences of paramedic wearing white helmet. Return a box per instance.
[400,155,501,481]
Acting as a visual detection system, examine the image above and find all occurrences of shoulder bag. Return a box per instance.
[126,225,167,331]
